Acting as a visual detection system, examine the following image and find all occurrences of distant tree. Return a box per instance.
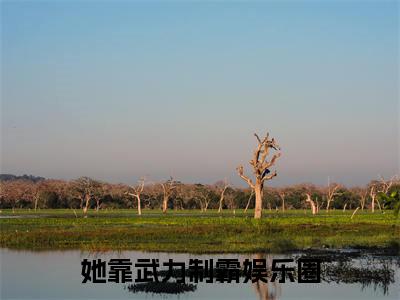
[367,176,397,213]
[160,177,177,213]
[224,187,237,211]
[70,177,102,217]
[0,174,45,183]
[377,175,399,216]
[107,183,130,209]
[305,194,317,215]
[332,187,358,210]
[215,179,229,213]
[39,190,58,208]
[351,186,368,211]
[0,180,36,210]
[127,177,146,215]
[325,179,340,212]
[194,184,214,212]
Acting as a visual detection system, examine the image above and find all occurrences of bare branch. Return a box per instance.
[236,166,255,188]
[262,152,282,170]
[254,133,262,144]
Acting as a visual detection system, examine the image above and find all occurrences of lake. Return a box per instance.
[1,249,399,299]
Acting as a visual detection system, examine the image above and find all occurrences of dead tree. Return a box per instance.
[368,176,397,213]
[127,177,145,216]
[325,179,340,212]
[161,177,176,213]
[379,175,397,194]
[71,177,101,218]
[237,132,281,219]
[194,184,213,212]
[305,193,317,215]
[217,179,229,213]
[353,187,368,211]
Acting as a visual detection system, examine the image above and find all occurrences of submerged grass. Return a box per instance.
[0,209,399,253]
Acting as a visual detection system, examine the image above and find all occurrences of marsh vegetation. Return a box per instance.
[1,209,398,253]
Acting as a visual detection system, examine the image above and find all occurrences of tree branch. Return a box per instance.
[236,166,255,188]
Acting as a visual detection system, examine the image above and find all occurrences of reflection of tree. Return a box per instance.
[252,253,282,300]
[253,281,281,300]
[118,251,397,298]
[295,250,398,296]
[322,257,395,295]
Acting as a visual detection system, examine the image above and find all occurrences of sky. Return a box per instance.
[1,0,399,187]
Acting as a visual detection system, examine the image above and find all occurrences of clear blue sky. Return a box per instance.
[1,1,398,186]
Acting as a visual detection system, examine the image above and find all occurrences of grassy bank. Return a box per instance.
[0,209,399,253]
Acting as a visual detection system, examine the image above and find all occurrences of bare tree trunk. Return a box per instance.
[371,190,375,213]
[306,194,316,215]
[369,184,379,213]
[136,195,142,216]
[83,194,90,218]
[343,203,347,212]
[376,197,382,211]
[218,182,228,213]
[162,196,168,213]
[351,207,360,219]
[254,181,263,219]
[244,190,254,213]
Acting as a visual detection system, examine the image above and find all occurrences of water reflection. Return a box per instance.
[251,253,281,300]
[1,249,399,299]
[320,255,396,295]
[121,252,398,298]
[252,281,281,300]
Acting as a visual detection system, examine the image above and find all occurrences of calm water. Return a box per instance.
[1,249,399,300]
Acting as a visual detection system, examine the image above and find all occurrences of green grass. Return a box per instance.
[0,209,399,253]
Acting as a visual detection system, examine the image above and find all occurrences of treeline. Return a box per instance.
[0,174,45,183]
[0,175,399,212]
